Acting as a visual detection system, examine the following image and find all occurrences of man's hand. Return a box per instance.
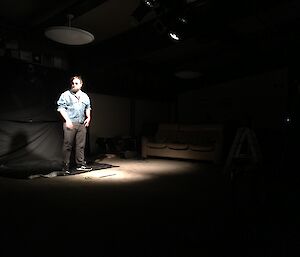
[66,120,74,129]
[84,117,90,127]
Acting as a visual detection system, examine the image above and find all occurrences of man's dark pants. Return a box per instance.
[62,122,86,168]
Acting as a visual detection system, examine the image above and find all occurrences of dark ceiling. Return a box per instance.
[0,0,295,97]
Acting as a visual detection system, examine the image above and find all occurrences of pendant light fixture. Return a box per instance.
[44,14,94,45]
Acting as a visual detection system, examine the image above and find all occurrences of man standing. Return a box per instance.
[57,75,92,173]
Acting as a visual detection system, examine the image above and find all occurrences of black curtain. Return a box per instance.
[0,57,69,174]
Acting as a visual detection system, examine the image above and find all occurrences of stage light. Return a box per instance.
[131,0,159,23]
[169,31,180,41]
[178,16,188,24]
[167,16,188,42]
[144,0,156,8]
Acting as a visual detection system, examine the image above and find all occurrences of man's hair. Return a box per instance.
[70,75,83,85]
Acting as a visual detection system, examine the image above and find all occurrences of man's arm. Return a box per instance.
[58,108,74,129]
[57,92,74,129]
[84,108,91,127]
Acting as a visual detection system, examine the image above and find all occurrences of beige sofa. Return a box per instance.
[142,123,224,163]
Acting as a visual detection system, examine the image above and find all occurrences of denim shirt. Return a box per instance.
[57,90,91,123]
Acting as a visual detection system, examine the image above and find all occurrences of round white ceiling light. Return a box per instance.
[44,14,94,46]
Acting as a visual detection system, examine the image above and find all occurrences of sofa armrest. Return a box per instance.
[141,136,148,158]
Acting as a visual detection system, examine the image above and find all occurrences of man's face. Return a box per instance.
[71,78,82,93]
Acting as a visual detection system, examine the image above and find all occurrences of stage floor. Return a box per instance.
[0,156,287,257]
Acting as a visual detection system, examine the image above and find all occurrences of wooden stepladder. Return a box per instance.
[224,127,262,179]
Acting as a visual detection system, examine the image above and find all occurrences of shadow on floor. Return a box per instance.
[0,160,118,180]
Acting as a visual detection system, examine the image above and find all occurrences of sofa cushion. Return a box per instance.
[177,130,217,145]
[167,143,189,150]
[147,142,167,149]
[189,144,215,152]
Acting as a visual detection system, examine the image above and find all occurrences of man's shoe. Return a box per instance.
[62,164,70,174]
[76,165,92,172]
